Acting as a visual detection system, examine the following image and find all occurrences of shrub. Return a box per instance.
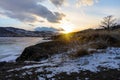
[88,42,108,49]
[70,48,88,58]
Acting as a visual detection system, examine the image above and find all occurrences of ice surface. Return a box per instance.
[0,37,49,62]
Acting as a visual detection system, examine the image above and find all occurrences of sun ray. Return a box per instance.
[60,20,75,33]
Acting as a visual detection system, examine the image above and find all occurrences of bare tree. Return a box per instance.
[100,15,117,30]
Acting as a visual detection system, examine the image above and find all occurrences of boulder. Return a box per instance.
[16,41,69,62]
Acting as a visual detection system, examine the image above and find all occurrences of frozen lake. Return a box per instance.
[0,37,48,62]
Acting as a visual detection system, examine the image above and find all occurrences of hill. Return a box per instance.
[0,27,56,37]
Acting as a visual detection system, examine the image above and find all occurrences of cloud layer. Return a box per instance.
[49,0,99,7]
[0,0,65,23]
[77,0,99,6]
[0,0,99,24]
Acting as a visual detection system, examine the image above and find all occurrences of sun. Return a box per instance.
[60,20,75,33]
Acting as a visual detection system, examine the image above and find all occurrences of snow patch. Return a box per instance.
[7,47,120,79]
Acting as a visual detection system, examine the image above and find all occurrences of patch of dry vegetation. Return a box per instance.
[53,28,120,47]
[52,28,120,58]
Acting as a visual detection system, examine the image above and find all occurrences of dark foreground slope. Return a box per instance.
[0,59,120,80]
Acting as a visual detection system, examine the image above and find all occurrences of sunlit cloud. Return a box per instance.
[49,0,99,7]
[76,0,99,7]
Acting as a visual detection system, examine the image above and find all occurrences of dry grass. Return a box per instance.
[75,29,120,47]
[53,29,120,59]
[88,42,108,49]
[69,48,89,58]
[52,29,120,46]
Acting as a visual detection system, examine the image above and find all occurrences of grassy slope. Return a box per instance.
[52,28,120,57]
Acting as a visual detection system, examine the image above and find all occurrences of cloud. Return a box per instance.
[39,20,45,23]
[0,0,99,25]
[49,0,65,7]
[0,0,65,23]
[49,0,99,7]
[76,0,99,6]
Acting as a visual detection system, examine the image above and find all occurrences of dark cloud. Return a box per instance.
[49,0,65,7]
[0,0,65,23]
[28,24,35,27]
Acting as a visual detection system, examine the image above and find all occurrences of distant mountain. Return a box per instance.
[0,27,56,37]
[35,27,64,32]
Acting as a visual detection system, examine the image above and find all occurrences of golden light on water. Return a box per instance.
[60,20,75,33]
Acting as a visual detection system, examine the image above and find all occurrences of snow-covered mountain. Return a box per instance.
[0,27,56,37]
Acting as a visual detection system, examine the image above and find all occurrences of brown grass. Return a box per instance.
[52,29,120,47]
[69,48,89,58]
[88,42,108,49]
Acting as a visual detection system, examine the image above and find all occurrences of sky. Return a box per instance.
[0,0,120,32]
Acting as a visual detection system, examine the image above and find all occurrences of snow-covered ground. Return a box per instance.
[7,47,120,79]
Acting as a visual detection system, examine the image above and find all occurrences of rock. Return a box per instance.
[16,46,49,61]
[16,41,69,62]
[0,61,7,67]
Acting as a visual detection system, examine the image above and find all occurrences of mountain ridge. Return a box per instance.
[0,27,56,37]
